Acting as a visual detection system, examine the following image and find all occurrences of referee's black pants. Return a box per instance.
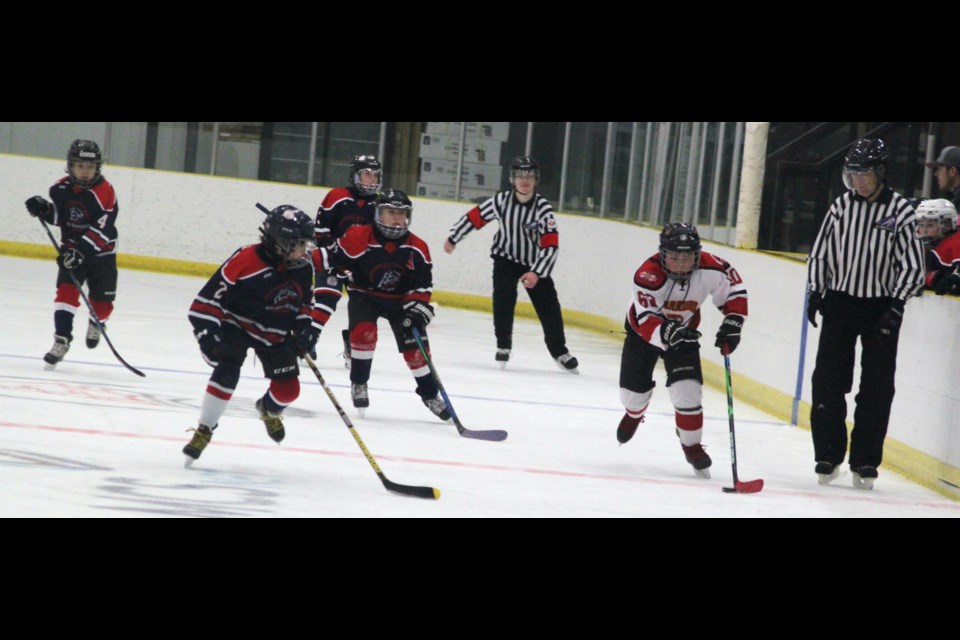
[491,255,568,357]
[810,291,900,469]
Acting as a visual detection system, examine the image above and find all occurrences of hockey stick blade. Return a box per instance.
[456,423,509,441]
[722,479,764,494]
[384,479,441,500]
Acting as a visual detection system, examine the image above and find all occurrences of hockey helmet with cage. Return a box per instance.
[659,222,701,282]
[915,198,957,247]
[348,154,383,197]
[260,204,315,269]
[374,189,413,240]
[509,155,541,184]
[842,137,889,190]
[66,139,103,188]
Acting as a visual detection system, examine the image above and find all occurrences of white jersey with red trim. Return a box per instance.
[626,251,748,351]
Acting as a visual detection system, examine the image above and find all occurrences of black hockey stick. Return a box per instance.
[302,353,440,500]
[721,353,763,494]
[37,218,145,377]
[409,325,508,442]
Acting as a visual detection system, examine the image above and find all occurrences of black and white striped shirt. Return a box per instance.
[448,190,560,277]
[807,187,925,300]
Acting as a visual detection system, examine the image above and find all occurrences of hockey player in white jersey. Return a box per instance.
[616,223,748,478]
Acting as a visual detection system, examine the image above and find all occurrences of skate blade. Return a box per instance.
[184,455,196,468]
[357,408,366,419]
[43,362,58,371]
[499,361,507,370]
[694,468,711,479]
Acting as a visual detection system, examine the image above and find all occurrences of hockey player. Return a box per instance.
[321,189,450,421]
[182,205,320,464]
[914,198,960,294]
[313,154,382,370]
[616,223,748,479]
[25,139,119,367]
[444,156,579,373]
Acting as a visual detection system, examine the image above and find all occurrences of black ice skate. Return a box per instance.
[616,413,644,444]
[495,348,510,370]
[255,397,285,443]
[423,394,451,421]
[815,461,840,486]
[352,383,369,417]
[851,465,877,490]
[43,334,71,367]
[183,424,214,466]
[555,352,579,374]
[682,443,712,478]
[85,320,102,349]
[341,329,352,370]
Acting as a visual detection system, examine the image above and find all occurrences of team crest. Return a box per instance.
[873,214,897,232]
[376,269,403,291]
[638,270,658,284]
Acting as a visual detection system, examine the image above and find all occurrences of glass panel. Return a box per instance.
[562,122,608,215]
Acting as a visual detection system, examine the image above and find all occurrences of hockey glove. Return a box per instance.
[195,328,223,366]
[877,299,905,341]
[933,266,960,296]
[660,320,701,351]
[25,195,53,218]
[715,314,744,355]
[57,248,85,270]
[295,328,320,360]
[400,301,435,339]
[806,291,823,328]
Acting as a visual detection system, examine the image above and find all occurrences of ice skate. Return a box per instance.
[682,443,712,478]
[85,320,102,349]
[616,413,644,444]
[183,424,214,466]
[43,334,71,368]
[423,394,451,421]
[851,465,877,490]
[255,397,285,443]
[352,383,369,418]
[555,352,579,374]
[815,461,840,486]
[495,348,510,370]
[341,329,351,370]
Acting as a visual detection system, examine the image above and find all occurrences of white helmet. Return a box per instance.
[915,198,957,246]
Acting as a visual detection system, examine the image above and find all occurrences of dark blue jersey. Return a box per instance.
[189,244,317,346]
[324,225,433,312]
[315,185,376,249]
[42,176,118,259]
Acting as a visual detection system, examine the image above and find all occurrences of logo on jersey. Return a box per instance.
[546,217,557,230]
[376,269,403,291]
[873,214,897,232]
[327,274,339,286]
[638,270,659,284]
[265,284,301,314]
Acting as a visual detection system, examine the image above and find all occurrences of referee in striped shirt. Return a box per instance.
[805,137,925,490]
[444,156,579,373]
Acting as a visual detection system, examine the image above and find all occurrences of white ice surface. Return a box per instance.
[1,255,957,518]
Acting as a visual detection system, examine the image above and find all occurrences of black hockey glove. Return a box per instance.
[715,314,744,355]
[295,327,320,360]
[195,328,223,366]
[877,299,905,341]
[660,320,701,352]
[400,301,434,339]
[933,266,960,296]
[57,248,85,270]
[25,195,53,218]
[806,291,823,328]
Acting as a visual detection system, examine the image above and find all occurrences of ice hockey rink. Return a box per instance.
[1,255,957,518]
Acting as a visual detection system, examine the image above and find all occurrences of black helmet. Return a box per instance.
[260,204,315,268]
[66,139,103,188]
[348,154,383,196]
[659,222,701,282]
[374,189,412,240]
[509,155,541,184]
[843,137,888,189]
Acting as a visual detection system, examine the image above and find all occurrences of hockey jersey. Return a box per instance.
[926,231,960,290]
[321,225,432,312]
[626,251,748,351]
[189,244,316,347]
[315,186,376,249]
[42,176,118,259]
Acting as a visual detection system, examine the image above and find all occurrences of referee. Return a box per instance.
[444,156,579,373]
[805,137,925,490]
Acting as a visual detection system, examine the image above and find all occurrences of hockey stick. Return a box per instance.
[409,326,508,441]
[721,353,763,494]
[302,352,440,500]
[38,218,145,377]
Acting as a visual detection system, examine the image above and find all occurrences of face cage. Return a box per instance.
[275,237,315,269]
[375,208,410,240]
[510,169,539,185]
[67,160,102,188]
[660,248,701,281]
[353,169,382,196]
